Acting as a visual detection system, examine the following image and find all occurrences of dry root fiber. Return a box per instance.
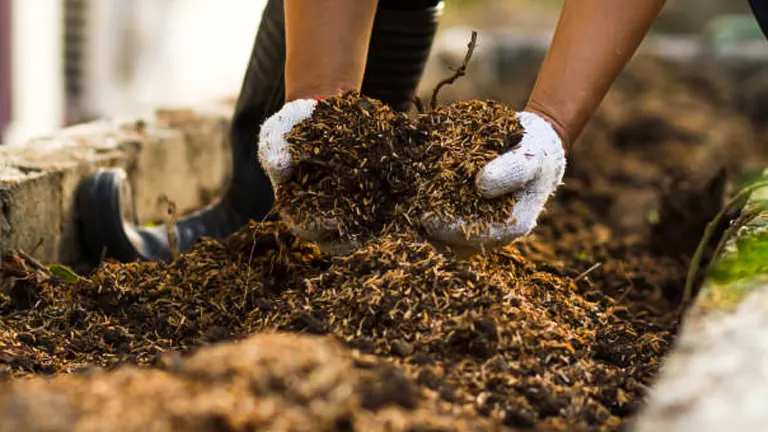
[275,92,524,244]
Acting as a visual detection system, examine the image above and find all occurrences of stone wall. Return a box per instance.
[0,104,232,265]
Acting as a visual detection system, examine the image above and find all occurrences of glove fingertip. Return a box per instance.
[421,214,465,244]
[476,155,536,199]
[475,171,504,199]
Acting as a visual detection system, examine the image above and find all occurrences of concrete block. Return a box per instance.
[0,103,233,265]
[0,169,63,263]
[1,132,126,263]
[130,106,231,222]
[633,287,768,432]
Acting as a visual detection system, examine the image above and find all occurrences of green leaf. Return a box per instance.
[48,264,80,282]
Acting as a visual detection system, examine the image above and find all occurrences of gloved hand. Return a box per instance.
[423,111,566,250]
[258,99,317,188]
[258,99,349,253]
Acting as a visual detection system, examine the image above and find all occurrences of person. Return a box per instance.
[257,0,667,251]
[76,0,767,262]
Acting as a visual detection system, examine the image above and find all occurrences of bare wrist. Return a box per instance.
[285,76,364,103]
[285,86,345,103]
[523,101,572,153]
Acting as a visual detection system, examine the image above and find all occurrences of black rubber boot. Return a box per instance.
[76,0,443,264]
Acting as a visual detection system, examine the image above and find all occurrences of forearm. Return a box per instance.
[525,0,666,150]
[284,0,379,102]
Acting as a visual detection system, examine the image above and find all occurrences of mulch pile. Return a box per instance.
[0,190,682,431]
[2,56,752,432]
[275,92,523,244]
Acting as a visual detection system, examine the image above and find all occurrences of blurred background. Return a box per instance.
[0,0,766,146]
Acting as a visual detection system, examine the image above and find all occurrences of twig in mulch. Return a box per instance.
[16,250,49,274]
[615,262,635,305]
[430,30,478,110]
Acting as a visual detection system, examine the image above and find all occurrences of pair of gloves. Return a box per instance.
[258,99,566,252]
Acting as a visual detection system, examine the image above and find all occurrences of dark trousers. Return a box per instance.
[750,0,768,39]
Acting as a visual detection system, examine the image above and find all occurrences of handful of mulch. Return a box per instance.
[415,101,523,237]
[274,93,424,241]
[273,91,525,245]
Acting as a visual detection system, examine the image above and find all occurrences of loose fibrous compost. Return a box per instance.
[1,54,759,431]
[1,190,682,431]
[276,91,524,244]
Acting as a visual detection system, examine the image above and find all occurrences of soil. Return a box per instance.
[0,56,764,432]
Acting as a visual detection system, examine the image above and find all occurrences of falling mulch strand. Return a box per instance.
[275,91,524,244]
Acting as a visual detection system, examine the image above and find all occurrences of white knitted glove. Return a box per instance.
[423,111,566,249]
[258,99,351,253]
[258,99,317,188]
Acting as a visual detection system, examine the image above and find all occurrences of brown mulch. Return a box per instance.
[275,92,524,244]
[2,56,760,432]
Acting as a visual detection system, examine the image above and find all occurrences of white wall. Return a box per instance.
[4,0,268,145]
[5,0,65,145]
[85,0,268,118]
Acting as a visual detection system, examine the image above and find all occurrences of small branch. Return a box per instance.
[412,96,426,114]
[430,30,478,110]
[614,262,635,305]
[16,249,50,275]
